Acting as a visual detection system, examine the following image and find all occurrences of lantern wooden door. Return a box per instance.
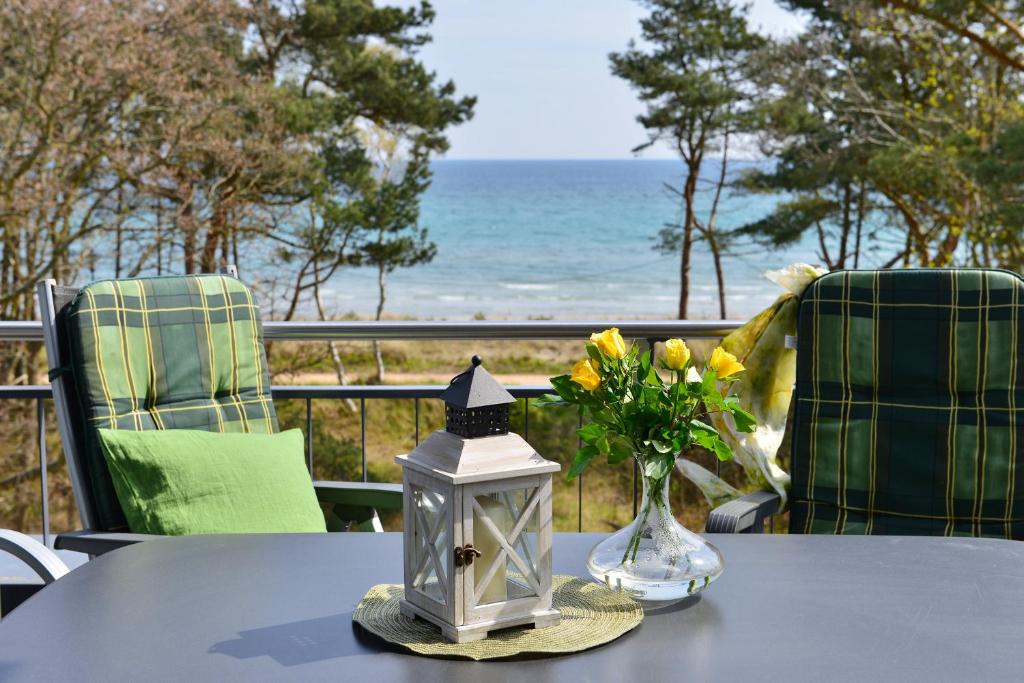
[402,468,460,627]
[460,475,554,627]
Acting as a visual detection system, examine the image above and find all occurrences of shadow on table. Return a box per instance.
[643,594,702,615]
[209,611,369,666]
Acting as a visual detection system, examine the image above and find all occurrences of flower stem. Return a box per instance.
[621,473,666,565]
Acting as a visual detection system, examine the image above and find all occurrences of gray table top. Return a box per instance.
[1,532,1022,682]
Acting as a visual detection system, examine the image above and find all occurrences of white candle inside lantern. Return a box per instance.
[473,496,508,604]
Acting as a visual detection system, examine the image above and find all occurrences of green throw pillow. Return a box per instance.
[96,428,327,535]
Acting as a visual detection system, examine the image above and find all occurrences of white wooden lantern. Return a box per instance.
[396,356,561,643]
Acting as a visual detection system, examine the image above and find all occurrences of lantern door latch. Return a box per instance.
[454,544,483,567]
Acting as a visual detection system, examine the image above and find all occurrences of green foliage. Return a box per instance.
[611,0,765,318]
[740,0,1024,271]
[539,332,755,484]
[609,0,764,156]
[253,0,476,304]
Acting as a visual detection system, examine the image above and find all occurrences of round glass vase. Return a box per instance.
[586,464,724,609]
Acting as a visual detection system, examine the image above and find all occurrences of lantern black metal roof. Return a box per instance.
[440,356,515,438]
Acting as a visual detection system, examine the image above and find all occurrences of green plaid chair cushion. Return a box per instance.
[66,274,278,531]
[790,269,1024,539]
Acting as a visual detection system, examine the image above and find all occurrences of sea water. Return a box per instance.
[321,159,822,320]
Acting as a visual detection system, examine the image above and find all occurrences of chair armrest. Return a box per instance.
[706,491,781,533]
[313,481,403,510]
[55,530,162,556]
[0,530,69,583]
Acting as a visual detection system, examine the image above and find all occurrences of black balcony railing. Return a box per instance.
[0,319,743,544]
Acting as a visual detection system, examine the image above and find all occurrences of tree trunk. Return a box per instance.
[155,199,163,276]
[678,165,699,320]
[114,187,124,278]
[885,191,929,265]
[312,266,357,412]
[200,208,225,273]
[838,182,852,268]
[705,131,730,319]
[373,265,387,383]
[815,216,835,269]
[114,221,123,278]
[853,182,866,269]
[709,234,727,319]
[178,177,197,274]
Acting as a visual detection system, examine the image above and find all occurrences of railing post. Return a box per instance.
[360,398,367,483]
[523,397,529,441]
[577,412,583,533]
[632,459,639,519]
[305,398,313,475]
[37,399,50,547]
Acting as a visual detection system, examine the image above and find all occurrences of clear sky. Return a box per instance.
[399,1,807,160]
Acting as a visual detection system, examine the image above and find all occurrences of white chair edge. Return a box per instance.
[0,530,70,584]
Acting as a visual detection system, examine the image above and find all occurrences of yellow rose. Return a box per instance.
[708,346,745,379]
[570,359,602,391]
[590,327,627,359]
[664,338,691,370]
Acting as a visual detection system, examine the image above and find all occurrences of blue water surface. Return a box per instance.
[323,159,819,320]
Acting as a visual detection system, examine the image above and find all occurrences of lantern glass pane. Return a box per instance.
[471,487,541,606]
[411,485,449,607]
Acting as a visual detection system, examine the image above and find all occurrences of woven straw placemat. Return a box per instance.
[352,575,642,660]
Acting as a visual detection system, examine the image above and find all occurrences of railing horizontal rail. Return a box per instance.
[271,384,554,399]
[0,385,555,400]
[0,319,744,342]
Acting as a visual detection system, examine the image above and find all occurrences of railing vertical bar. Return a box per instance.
[632,459,638,518]
[37,399,50,547]
[577,412,583,533]
[361,398,367,482]
[414,398,421,445]
[305,398,313,475]
[523,398,529,441]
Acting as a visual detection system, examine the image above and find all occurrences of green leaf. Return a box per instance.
[730,406,757,433]
[692,429,718,450]
[702,386,726,411]
[576,422,605,444]
[644,455,672,480]
[567,445,599,481]
[711,438,733,462]
[550,374,578,402]
[651,439,673,453]
[639,348,652,375]
[607,435,633,464]
[689,420,719,436]
[701,368,718,394]
[646,362,662,386]
[533,393,569,408]
[585,342,603,364]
